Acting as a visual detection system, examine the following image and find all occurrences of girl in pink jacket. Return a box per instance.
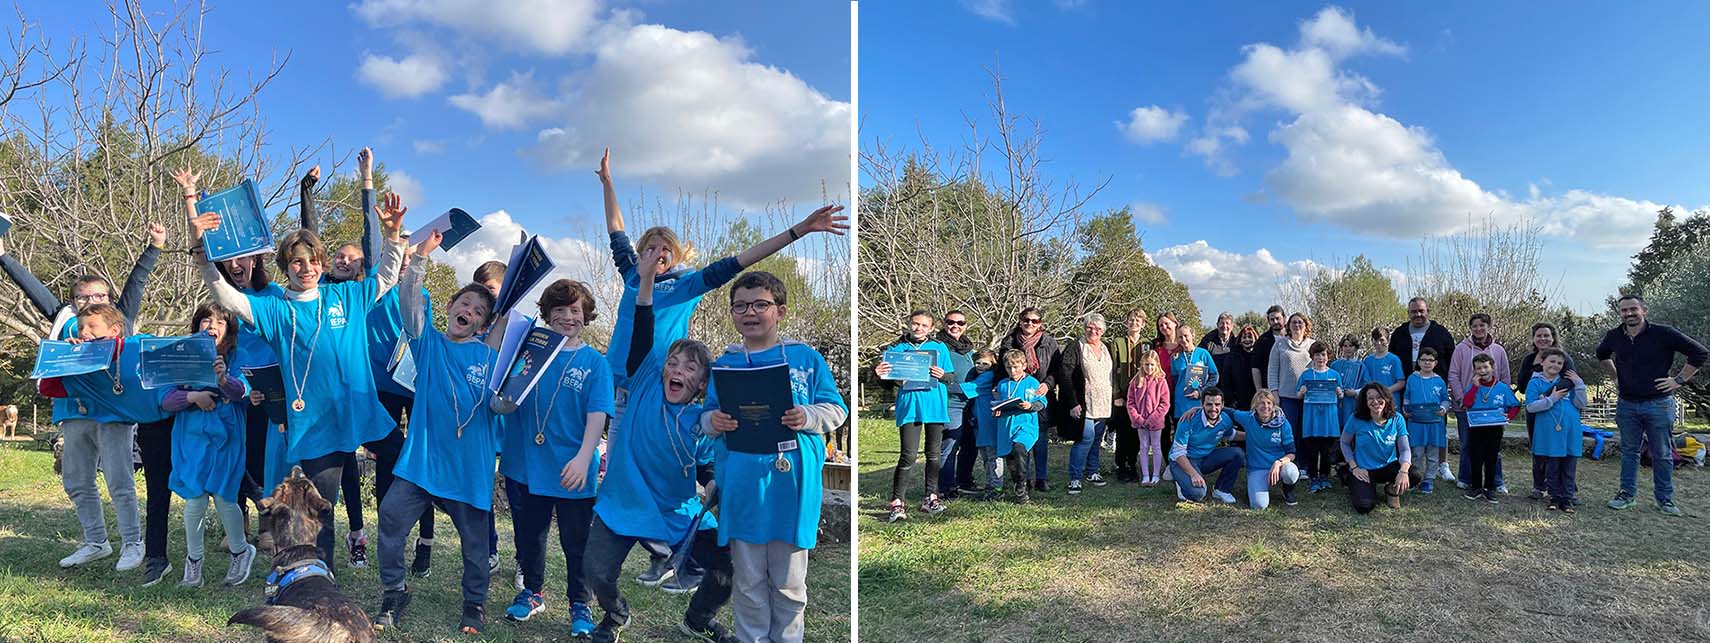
[1127,351,1172,486]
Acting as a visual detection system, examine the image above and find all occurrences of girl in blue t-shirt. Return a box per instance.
[1523,349,1587,512]
[1329,335,1363,428]
[1401,348,1451,494]
[966,349,1003,497]
[875,312,956,521]
[1296,342,1343,492]
[160,302,257,588]
[1361,326,1406,413]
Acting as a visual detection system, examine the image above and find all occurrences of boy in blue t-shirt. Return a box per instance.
[965,349,1003,498]
[1460,354,1521,504]
[1330,335,1364,429]
[703,271,848,643]
[993,350,1047,503]
[1402,348,1451,494]
[372,230,506,635]
[875,311,956,522]
[1362,326,1406,412]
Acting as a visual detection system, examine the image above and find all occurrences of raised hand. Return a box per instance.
[303,165,321,185]
[595,147,612,184]
[638,245,663,280]
[414,229,443,257]
[170,166,201,195]
[795,205,849,236]
[188,212,223,241]
[146,222,167,249]
[376,192,408,239]
[357,148,373,182]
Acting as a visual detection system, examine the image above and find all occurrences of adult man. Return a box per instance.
[1596,294,1708,516]
[1387,297,1456,378]
[937,310,980,496]
[1200,312,1238,397]
[1252,306,1286,389]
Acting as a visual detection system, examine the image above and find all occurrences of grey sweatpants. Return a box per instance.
[60,419,142,547]
[730,539,809,643]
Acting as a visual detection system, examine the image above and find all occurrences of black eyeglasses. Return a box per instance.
[730,300,777,314]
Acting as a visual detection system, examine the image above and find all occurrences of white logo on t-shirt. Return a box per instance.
[790,367,811,401]
[328,302,348,329]
[564,367,589,392]
[465,364,487,387]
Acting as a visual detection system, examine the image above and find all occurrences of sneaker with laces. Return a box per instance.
[59,542,113,568]
[570,602,596,637]
[410,537,433,577]
[140,556,172,587]
[921,496,946,514]
[885,501,907,523]
[1211,490,1237,504]
[661,571,702,594]
[505,590,545,622]
[1462,487,1483,501]
[348,532,368,569]
[459,601,485,634]
[637,556,674,586]
[1281,486,1298,506]
[178,556,204,588]
[1484,491,1499,505]
[1087,473,1108,487]
[1420,480,1435,495]
[1607,492,1636,510]
[488,552,501,576]
[116,541,145,571]
[1438,463,1454,481]
[1067,480,1083,495]
[1659,500,1683,516]
[679,618,739,643]
[590,617,627,643]
[373,587,412,631]
[224,543,257,586]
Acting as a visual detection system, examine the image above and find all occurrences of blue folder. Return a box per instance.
[198,179,274,262]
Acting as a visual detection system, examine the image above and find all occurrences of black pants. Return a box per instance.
[1005,443,1034,489]
[1525,413,1546,492]
[1346,461,1424,514]
[583,516,640,629]
[297,450,346,573]
[507,477,595,603]
[1111,409,1138,475]
[891,422,945,502]
[341,453,364,532]
[240,408,269,503]
[1301,437,1337,479]
[953,407,979,489]
[1465,425,1504,491]
[135,419,173,560]
[1542,456,1579,503]
[684,528,734,630]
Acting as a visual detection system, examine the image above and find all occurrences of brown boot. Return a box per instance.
[1385,483,1402,509]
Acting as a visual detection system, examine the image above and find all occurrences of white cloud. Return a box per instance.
[449,71,563,130]
[413,139,445,154]
[1152,240,1327,316]
[350,0,602,56]
[530,23,850,205]
[356,51,448,98]
[1130,202,1168,226]
[962,0,1014,24]
[1118,105,1188,144]
[387,169,425,207]
[428,210,616,326]
[1297,6,1405,59]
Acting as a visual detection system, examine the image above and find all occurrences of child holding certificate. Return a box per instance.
[1330,335,1363,427]
[1402,348,1451,494]
[995,349,1048,504]
[1296,342,1342,493]
[875,311,956,522]
[703,270,847,643]
[966,349,1003,498]
[1460,354,1521,504]
[158,302,257,588]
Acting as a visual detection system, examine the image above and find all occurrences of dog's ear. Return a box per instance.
[304,488,331,514]
[288,465,306,480]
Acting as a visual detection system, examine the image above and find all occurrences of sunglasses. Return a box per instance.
[946,319,967,327]
[1022,318,1042,324]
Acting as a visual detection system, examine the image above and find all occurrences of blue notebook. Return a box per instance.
[711,363,795,454]
[31,339,117,379]
[198,179,274,262]
[493,322,568,407]
[493,235,554,318]
[138,334,219,390]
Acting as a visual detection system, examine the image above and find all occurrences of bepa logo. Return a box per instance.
[790,367,811,400]
[465,364,487,387]
[328,302,348,329]
[564,367,589,391]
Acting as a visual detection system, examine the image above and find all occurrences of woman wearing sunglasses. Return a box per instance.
[999,308,1059,491]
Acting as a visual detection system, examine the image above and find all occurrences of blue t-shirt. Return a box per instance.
[1345,415,1407,471]
[246,281,395,462]
[393,328,502,511]
[63,334,171,425]
[1330,357,1363,425]
[1465,381,1521,426]
[1172,410,1236,461]
[970,369,999,449]
[1525,375,1583,458]
[1361,353,1405,407]
[993,375,1046,455]
[707,341,844,549]
[1229,409,1295,471]
[369,287,431,398]
[499,344,613,500]
[163,373,250,503]
[1297,367,1343,439]
[594,351,705,544]
[885,340,954,425]
[1171,347,1219,415]
[605,235,743,393]
[1403,372,1451,447]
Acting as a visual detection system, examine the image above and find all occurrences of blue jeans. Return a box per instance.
[1171,447,1245,501]
[1034,429,1050,483]
[1455,411,1504,488]
[378,478,491,605]
[938,405,967,493]
[1068,418,1108,480]
[1617,397,1675,502]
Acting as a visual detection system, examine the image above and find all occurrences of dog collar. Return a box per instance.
[264,559,334,604]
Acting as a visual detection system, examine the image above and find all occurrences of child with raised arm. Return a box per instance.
[994,350,1048,504]
[1460,353,1521,504]
[1296,342,1342,493]
[702,271,848,643]
[497,278,613,637]
[583,246,715,643]
[966,349,1004,498]
[176,166,407,576]
[159,302,257,588]
[1125,350,1171,487]
[1525,348,1587,512]
[1402,348,1451,494]
[371,229,506,635]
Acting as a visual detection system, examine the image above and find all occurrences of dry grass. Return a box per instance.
[856,414,1710,643]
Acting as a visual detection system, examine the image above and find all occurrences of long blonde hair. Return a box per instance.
[1135,349,1163,382]
[635,226,696,267]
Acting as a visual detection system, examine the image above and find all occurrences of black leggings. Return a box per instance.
[136,419,173,560]
[1005,443,1034,488]
[1111,410,1138,474]
[342,453,364,532]
[1346,461,1424,514]
[1465,425,1504,491]
[892,422,945,502]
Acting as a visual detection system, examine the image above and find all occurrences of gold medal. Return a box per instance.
[775,453,791,473]
[292,399,305,412]
[535,432,546,446]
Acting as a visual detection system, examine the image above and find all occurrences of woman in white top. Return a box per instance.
[1267,312,1317,445]
[1057,313,1114,495]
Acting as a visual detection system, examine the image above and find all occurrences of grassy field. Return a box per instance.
[855,412,1709,643]
[0,443,850,643]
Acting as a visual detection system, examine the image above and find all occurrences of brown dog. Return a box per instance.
[228,467,375,643]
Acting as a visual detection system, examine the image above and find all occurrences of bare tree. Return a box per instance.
[1405,216,1559,369]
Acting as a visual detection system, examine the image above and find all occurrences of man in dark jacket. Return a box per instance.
[1253,305,1286,389]
[1388,297,1456,379]
[937,310,979,496]
[999,307,1059,491]
[1596,294,1708,516]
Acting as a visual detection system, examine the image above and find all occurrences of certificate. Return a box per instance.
[241,364,288,425]
[31,339,116,379]
[992,396,1028,414]
[139,335,219,390]
[1182,363,1208,393]
[1302,379,1339,404]
[1465,408,1509,427]
[1405,402,1442,424]
[883,350,934,390]
[197,179,274,262]
[711,363,795,454]
[408,207,482,252]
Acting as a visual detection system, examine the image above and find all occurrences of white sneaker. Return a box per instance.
[1176,486,1186,501]
[179,556,204,588]
[1455,480,1468,489]
[1495,484,1509,495]
[59,542,113,568]
[115,542,145,571]
[1161,468,1174,482]
[1211,490,1238,504]
[223,544,257,586]
[1438,463,1454,482]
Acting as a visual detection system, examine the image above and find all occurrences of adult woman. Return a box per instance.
[1267,313,1315,438]
[1447,313,1511,493]
[1000,307,1059,491]
[1340,383,1423,513]
[1107,309,1151,483]
[1056,313,1115,494]
[1152,313,1179,480]
[1222,325,1263,411]
[1519,322,1576,501]
[1170,326,1219,420]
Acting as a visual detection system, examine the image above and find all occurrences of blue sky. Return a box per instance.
[22,0,850,307]
[859,1,1710,317]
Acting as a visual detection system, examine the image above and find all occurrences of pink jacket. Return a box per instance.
[1126,374,1171,430]
[1447,336,1512,400]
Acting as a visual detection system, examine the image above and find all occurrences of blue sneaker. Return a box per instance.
[1420,480,1434,495]
[570,601,596,637]
[505,590,545,622]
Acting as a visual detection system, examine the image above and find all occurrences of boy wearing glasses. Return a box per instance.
[874,310,957,522]
[704,271,847,643]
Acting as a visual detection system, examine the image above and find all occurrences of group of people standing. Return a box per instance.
[877,294,1706,518]
[15,147,850,643]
